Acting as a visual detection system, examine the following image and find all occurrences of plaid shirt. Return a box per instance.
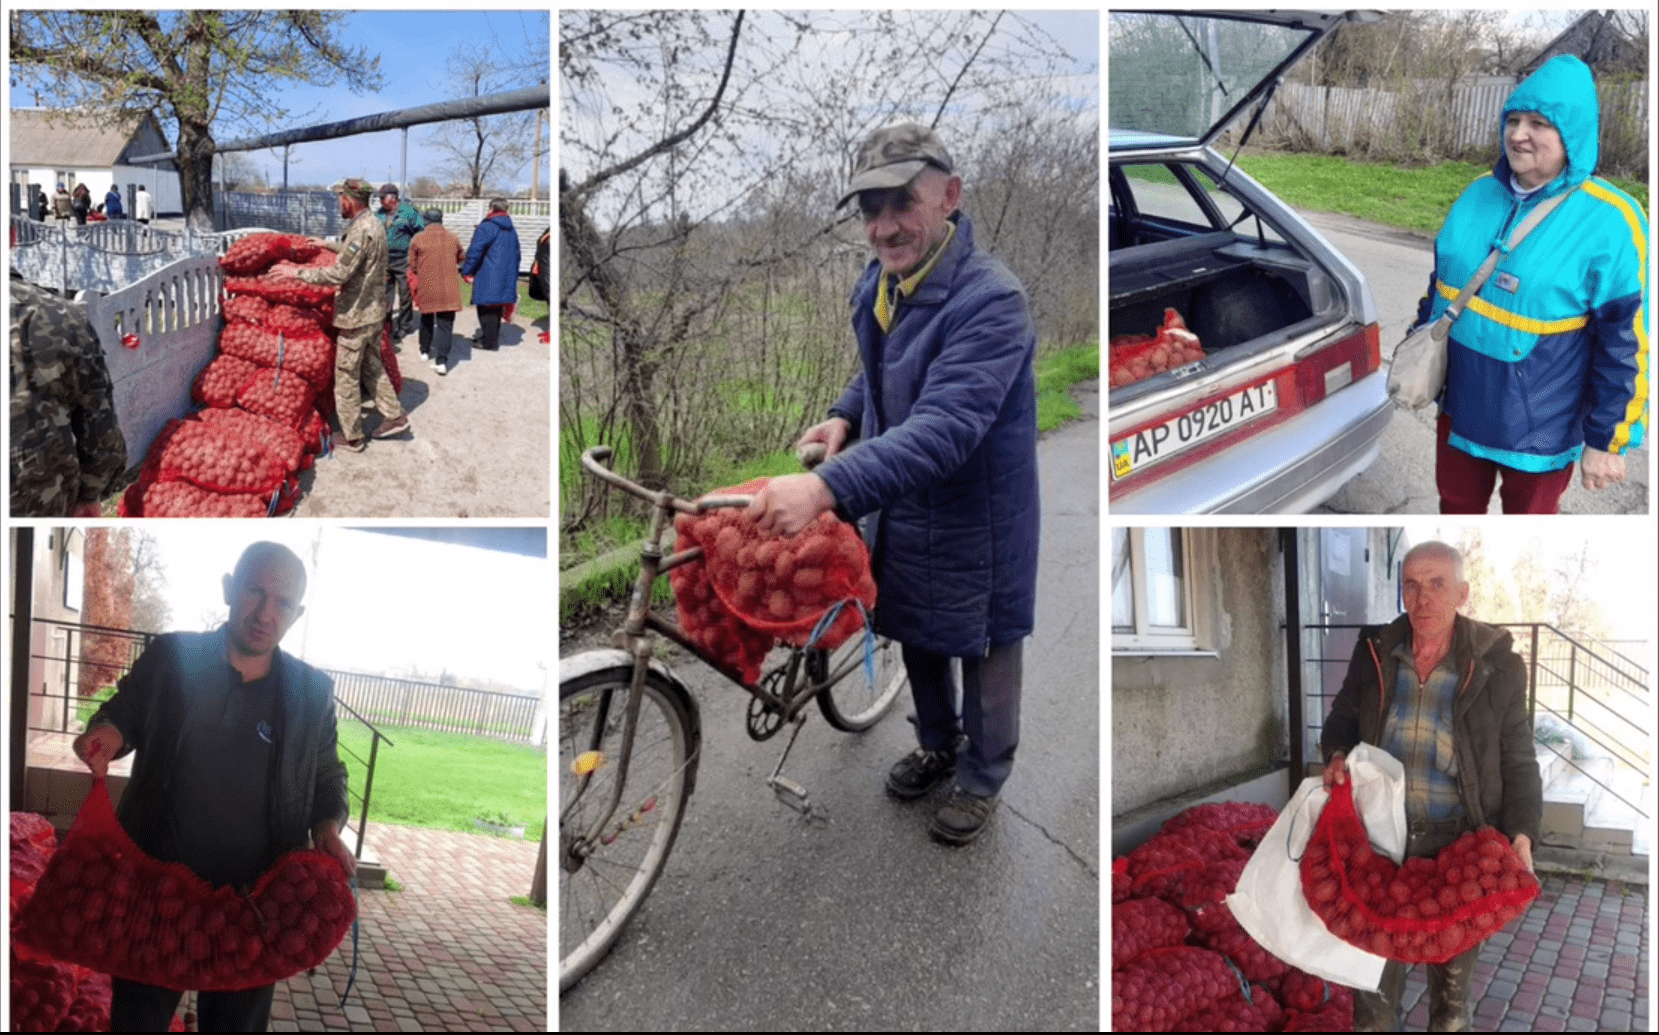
[1382,639,1468,828]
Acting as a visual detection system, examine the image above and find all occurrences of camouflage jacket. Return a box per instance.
[9,282,128,515]
[298,209,389,329]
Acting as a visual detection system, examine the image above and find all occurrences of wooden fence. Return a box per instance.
[327,670,539,742]
[1247,76,1647,177]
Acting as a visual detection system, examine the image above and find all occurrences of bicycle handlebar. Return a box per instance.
[580,446,753,512]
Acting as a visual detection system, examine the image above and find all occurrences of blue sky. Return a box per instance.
[13,10,551,195]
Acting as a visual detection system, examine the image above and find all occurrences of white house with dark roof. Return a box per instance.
[9,108,182,216]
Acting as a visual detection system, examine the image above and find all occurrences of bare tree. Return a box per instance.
[10,11,383,231]
[560,11,1095,515]
[427,41,537,198]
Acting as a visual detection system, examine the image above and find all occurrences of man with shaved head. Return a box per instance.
[1321,540,1541,1031]
[74,541,352,1031]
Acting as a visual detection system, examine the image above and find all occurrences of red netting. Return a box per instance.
[119,479,273,518]
[1113,945,1243,1032]
[668,482,876,684]
[138,419,289,496]
[219,233,324,276]
[1170,983,1282,1032]
[224,266,337,309]
[1111,896,1189,969]
[223,294,271,325]
[192,354,262,409]
[1110,308,1205,387]
[269,302,331,336]
[1159,801,1280,849]
[237,370,318,429]
[1300,779,1539,963]
[380,324,403,395]
[12,813,58,891]
[218,323,335,388]
[195,408,307,473]
[13,779,355,992]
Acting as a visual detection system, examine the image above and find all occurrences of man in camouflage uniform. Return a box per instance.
[296,178,410,449]
[9,281,128,516]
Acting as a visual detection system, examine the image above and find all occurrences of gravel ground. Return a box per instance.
[292,307,550,518]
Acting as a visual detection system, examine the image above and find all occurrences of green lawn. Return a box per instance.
[338,723,546,841]
[1035,342,1100,432]
[1231,152,1649,236]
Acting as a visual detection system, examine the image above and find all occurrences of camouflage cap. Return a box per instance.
[328,178,375,202]
[837,122,954,209]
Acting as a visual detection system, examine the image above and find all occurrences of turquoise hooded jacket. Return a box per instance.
[1417,55,1648,471]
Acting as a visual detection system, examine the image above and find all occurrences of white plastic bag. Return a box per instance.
[1386,317,1450,411]
[1226,743,1407,989]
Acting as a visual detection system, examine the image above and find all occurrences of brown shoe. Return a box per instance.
[337,437,366,453]
[372,415,411,439]
[929,786,997,845]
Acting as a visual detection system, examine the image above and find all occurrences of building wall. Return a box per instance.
[1112,528,1287,816]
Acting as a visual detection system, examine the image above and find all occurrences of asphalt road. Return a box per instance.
[559,384,1101,1030]
[1304,209,1648,515]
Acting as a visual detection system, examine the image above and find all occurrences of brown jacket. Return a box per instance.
[408,223,465,314]
[1321,612,1542,843]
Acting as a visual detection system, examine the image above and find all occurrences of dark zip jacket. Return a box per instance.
[90,629,350,877]
[1321,613,1541,844]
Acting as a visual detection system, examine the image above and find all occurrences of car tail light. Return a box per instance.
[1294,323,1379,407]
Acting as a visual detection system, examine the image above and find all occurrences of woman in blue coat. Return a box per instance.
[1417,55,1647,513]
[461,198,521,350]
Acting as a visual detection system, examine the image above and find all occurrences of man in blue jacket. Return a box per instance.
[749,123,1040,845]
[74,541,354,1031]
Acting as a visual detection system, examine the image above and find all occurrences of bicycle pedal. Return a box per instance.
[768,776,812,814]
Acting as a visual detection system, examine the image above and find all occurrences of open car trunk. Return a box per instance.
[1109,232,1339,401]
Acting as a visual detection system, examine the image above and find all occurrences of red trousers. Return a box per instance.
[1436,414,1574,514]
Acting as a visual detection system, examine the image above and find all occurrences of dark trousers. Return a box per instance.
[476,305,504,349]
[420,310,457,364]
[901,639,1023,797]
[386,252,414,339]
[112,978,275,1032]
[1436,413,1574,514]
[1351,823,1484,1032]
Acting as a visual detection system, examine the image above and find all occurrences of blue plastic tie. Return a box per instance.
[805,599,877,691]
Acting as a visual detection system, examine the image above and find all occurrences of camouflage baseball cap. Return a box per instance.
[837,122,954,209]
[328,178,375,202]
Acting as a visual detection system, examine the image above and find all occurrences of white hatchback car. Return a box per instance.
[1108,11,1391,513]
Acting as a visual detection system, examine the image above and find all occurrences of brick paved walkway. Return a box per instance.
[261,824,546,1032]
[1397,873,1647,1031]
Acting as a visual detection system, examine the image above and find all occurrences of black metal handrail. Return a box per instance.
[1301,620,1649,819]
[330,696,395,859]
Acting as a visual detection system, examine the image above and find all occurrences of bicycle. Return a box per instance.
[559,444,907,992]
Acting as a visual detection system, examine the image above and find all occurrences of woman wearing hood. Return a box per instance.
[1416,55,1647,514]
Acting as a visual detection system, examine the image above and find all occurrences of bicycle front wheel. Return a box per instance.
[559,666,698,992]
[817,634,906,732]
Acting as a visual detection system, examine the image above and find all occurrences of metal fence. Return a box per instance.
[328,671,538,742]
[9,216,266,296]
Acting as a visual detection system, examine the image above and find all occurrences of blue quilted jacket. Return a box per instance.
[1416,55,1648,471]
[816,212,1039,657]
[461,212,521,306]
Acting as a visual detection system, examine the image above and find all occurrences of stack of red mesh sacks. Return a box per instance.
[1112,801,1356,1032]
[119,231,397,516]
[1109,308,1206,388]
[669,479,876,684]
[13,779,356,1001]
[1301,778,1540,964]
[10,812,186,1032]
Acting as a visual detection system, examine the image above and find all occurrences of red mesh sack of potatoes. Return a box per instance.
[1110,308,1206,388]
[224,269,336,309]
[1171,982,1282,1032]
[1113,945,1243,1032]
[237,369,318,430]
[1124,824,1249,899]
[1111,896,1189,969]
[1160,801,1280,850]
[219,233,323,276]
[191,354,261,408]
[12,813,59,893]
[223,293,271,325]
[218,323,335,387]
[1301,779,1539,963]
[1274,968,1355,1031]
[268,301,332,336]
[138,419,289,497]
[14,779,355,993]
[10,951,81,1032]
[119,478,271,518]
[195,408,307,473]
[668,482,877,684]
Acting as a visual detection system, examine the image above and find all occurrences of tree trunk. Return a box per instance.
[176,119,217,233]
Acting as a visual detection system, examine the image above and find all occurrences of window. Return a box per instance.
[1113,527,1212,652]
